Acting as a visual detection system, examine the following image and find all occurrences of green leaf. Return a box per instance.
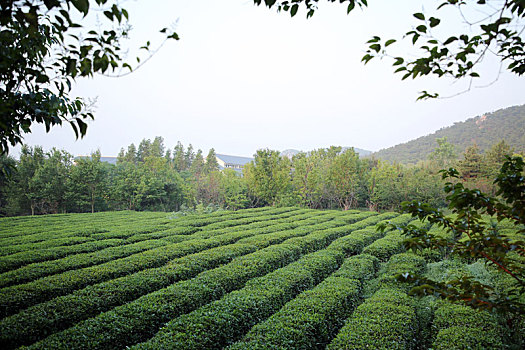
[413,13,425,21]
[43,0,60,10]
[369,43,381,53]
[71,0,90,16]
[35,75,50,83]
[77,119,88,136]
[429,17,441,28]
[393,57,404,66]
[361,54,373,64]
[385,39,396,47]
[290,4,299,17]
[443,36,458,45]
[416,25,427,33]
[66,58,77,77]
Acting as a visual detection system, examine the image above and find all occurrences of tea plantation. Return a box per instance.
[0,208,522,349]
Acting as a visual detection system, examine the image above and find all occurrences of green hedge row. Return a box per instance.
[227,254,379,350]
[327,253,427,350]
[84,208,300,242]
[0,220,167,256]
[172,209,318,242]
[0,215,347,348]
[0,238,125,273]
[0,211,136,238]
[328,288,418,350]
[124,209,307,243]
[373,253,427,292]
[0,243,260,349]
[0,207,276,249]
[431,303,505,350]
[124,226,198,243]
[362,232,405,262]
[327,213,412,259]
[195,208,300,231]
[133,218,396,350]
[0,212,173,246]
[0,212,340,318]
[338,210,377,224]
[0,236,97,257]
[120,209,309,248]
[25,215,385,350]
[133,250,345,350]
[0,239,171,288]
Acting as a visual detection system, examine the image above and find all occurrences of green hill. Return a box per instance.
[372,104,525,164]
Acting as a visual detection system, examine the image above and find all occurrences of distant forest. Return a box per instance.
[0,135,518,217]
[372,104,525,164]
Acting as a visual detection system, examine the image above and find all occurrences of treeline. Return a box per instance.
[0,137,248,216]
[0,137,516,216]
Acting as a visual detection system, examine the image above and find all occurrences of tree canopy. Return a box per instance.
[0,0,178,155]
[254,0,525,99]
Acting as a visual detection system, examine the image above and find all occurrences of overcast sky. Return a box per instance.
[14,0,525,158]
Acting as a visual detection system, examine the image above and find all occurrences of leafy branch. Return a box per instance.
[253,1,525,100]
[379,156,525,314]
[0,1,179,155]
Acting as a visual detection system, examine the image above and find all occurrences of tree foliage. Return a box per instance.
[429,137,457,168]
[254,0,525,99]
[0,138,519,217]
[0,0,178,155]
[380,156,525,314]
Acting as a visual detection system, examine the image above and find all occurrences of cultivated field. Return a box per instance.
[0,208,520,349]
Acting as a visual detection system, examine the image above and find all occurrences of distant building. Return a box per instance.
[215,154,253,174]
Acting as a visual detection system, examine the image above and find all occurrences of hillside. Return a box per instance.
[372,104,525,164]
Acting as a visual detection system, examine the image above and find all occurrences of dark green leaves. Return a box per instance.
[71,0,90,16]
[416,25,427,33]
[0,1,179,154]
[290,4,299,17]
[413,12,425,20]
[389,157,525,314]
[385,39,396,47]
[429,17,441,27]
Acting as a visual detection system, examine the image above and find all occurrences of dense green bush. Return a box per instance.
[0,211,346,318]
[362,233,406,262]
[1,208,518,349]
[132,218,397,350]
[133,250,344,349]
[24,217,369,349]
[0,238,124,273]
[228,255,378,350]
[328,252,427,350]
[432,303,505,349]
[0,239,176,288]
[327,288,418,350]
[0,214,353,348]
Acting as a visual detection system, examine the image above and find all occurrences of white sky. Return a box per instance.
[14,0,525,158]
